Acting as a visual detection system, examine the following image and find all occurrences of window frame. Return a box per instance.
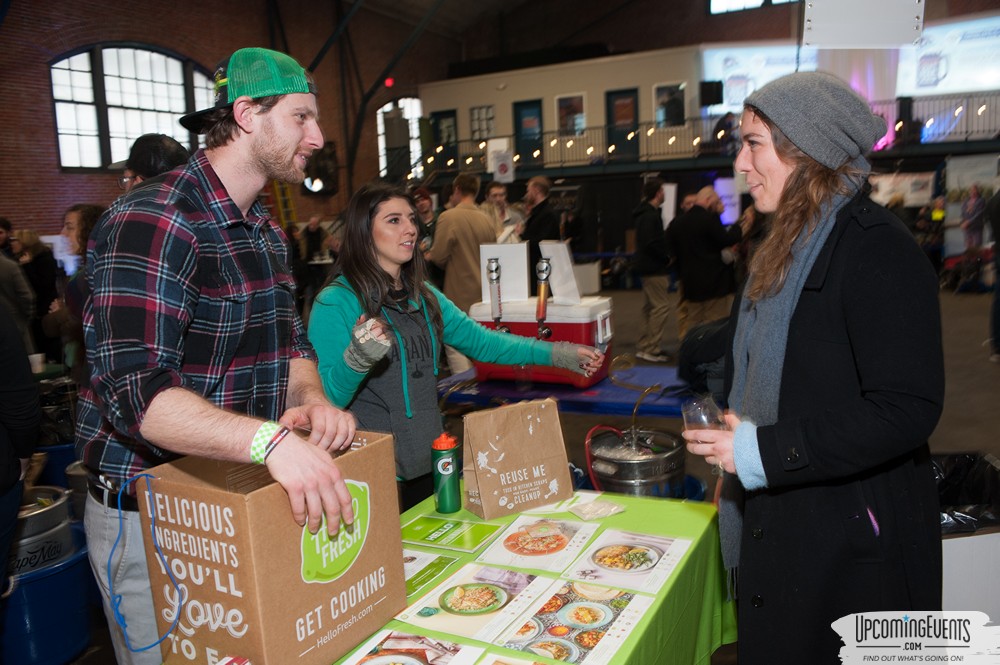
[708,0,798,15]
[376,97,424,181]
[49,42,213,172]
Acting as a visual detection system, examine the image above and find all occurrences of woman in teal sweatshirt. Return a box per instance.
[309,182,603,509]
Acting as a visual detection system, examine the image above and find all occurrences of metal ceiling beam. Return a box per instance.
[266,0,290,53]
[307,0,366,72]
[344,0,447,190]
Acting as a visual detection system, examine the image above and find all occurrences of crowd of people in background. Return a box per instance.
[1,46,997,665]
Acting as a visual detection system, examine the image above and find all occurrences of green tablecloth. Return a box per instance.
[337,491,737,664]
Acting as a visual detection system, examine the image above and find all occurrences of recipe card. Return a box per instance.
[476,517,598,573]
[341,629,484,665]
[397,564,551,642]
[403,548,459,597]
[474,655,542,665]
[561,529,691,595]
[402,515,505,553]
[493,580,654,665]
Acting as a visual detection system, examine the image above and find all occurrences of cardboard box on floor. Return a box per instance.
[136,432,405,665]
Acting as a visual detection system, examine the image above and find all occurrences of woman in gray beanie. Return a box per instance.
[684,72,943,663]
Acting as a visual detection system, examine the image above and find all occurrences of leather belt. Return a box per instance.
[87,478,140,512]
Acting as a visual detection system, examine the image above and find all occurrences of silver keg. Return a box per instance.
[589,428,685,498]
[8,486,75,575]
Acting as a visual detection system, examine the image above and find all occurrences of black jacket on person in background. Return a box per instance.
[632,201,671,276]
[521,198,561,286]
[668,204,741,302]
[1,314,41,493]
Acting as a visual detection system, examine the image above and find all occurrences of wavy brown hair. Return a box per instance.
[66,203,107,260]
[320,181,443,334]
[744,107,865,301]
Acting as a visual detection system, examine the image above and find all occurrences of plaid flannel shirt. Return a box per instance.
[76,149,314,489]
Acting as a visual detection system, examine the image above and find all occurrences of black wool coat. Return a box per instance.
[725,192,944,664]
[632,201,671,276]
[668,204,742,302]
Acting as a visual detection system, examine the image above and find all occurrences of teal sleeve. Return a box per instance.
[429,283,554,366]
[307,279,367,407]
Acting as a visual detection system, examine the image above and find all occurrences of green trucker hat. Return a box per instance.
[180,47,316,133]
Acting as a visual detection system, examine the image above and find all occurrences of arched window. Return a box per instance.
[50,45,213,168]
[377,97,424,181]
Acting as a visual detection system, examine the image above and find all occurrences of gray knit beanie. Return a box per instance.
[744,71,886,170]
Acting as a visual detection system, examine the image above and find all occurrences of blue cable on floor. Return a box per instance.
[106,473,184,653]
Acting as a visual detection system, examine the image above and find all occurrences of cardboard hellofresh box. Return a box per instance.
[136,432,405,665]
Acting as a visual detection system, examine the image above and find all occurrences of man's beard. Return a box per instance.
[252,118,307,184]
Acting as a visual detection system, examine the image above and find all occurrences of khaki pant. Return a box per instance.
[677,296,732,341]
[637,274,671,355]
[444,344,473,374]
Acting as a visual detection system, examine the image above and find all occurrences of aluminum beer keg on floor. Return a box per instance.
[8,485,75,576]
[588,428,686,498]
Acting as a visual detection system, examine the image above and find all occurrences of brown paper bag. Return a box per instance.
[462,398,573,519]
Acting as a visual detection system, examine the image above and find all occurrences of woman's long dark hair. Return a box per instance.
[322,180,442,333]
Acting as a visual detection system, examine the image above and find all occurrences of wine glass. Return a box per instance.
[681,395,728,476]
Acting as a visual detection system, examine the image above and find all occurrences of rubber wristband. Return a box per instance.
[263,426,291,462]
[251,421,281,465]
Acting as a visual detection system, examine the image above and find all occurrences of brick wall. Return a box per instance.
[0,0,459,235]
[3,0,993,236]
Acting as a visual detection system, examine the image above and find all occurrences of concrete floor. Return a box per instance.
[70,287,998,665]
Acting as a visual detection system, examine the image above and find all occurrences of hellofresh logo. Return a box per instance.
[300,480,370,583]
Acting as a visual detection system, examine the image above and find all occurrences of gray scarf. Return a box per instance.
[720,178,863,587]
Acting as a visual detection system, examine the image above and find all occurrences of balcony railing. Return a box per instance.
[869,91,1000,147]
[409,89,1000,182]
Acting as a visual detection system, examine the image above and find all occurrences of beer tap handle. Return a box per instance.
[487,257,509,333]
[535,258,552,340]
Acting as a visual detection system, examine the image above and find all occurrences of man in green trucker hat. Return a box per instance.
[77,47,356,664]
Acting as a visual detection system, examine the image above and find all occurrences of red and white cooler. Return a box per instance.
[468,296,613,388]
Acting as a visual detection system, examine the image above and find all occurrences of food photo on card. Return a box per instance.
[397,564,552,642]
[561,529,692,594]
[495,579,656,665]
[477,517,598,572]
[342,629,484,665]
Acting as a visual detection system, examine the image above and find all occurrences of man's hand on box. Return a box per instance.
[280,403,357,452]
[265,434,355,536]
